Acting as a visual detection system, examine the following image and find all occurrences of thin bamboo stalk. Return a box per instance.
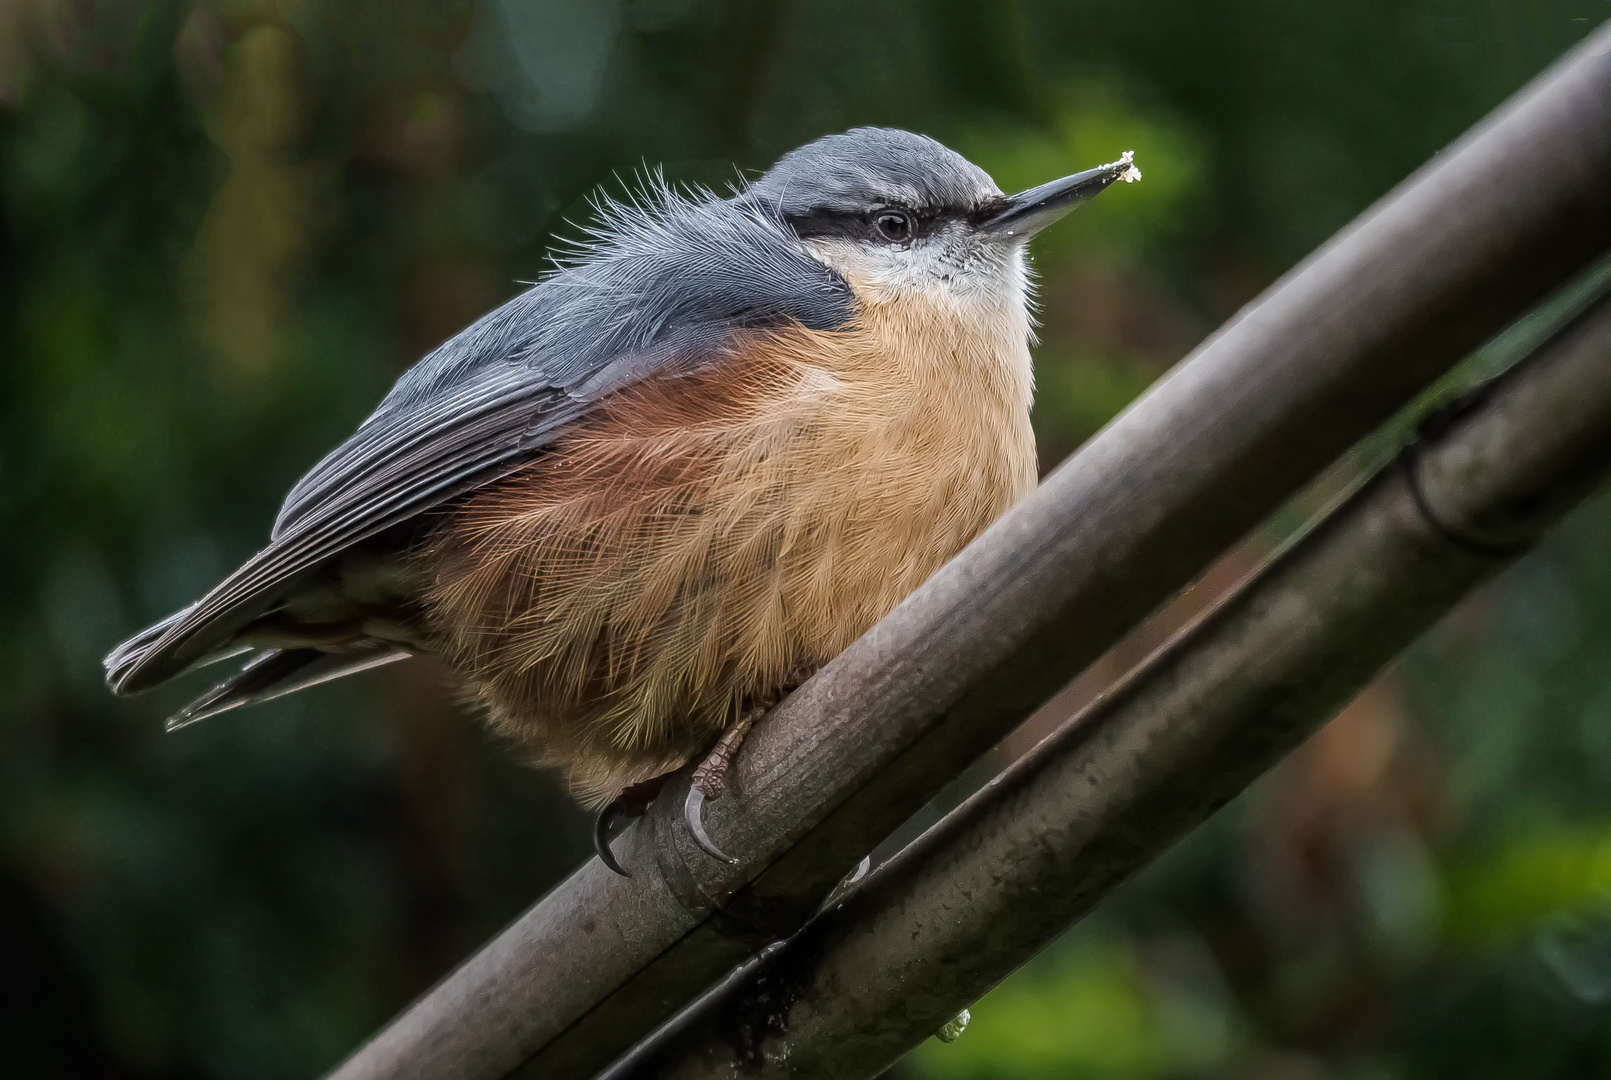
[610,288,1611,1079]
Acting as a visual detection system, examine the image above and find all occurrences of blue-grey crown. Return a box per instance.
[747,127,1001,216]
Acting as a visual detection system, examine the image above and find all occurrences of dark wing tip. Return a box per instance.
[104,609,194,694]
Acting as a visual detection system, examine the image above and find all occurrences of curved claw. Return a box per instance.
[593,803,631,877]
[684,786,738,864]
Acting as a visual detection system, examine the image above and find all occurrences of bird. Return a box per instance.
[104,127,1140,874]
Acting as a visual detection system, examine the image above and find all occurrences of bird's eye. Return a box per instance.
[874,210,914,244]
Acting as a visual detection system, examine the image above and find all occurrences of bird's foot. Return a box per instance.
[594,776,667,877]
[683,705,763,864]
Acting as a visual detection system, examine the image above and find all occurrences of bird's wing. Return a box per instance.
[106,189,853,693]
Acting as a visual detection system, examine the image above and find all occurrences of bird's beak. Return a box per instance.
[978,151,1141,240]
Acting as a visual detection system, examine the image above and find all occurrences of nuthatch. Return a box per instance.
[105,128,1139,873]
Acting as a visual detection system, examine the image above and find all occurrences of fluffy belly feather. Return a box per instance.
[422,297,1036,802]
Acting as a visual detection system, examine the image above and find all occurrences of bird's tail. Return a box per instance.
[164,646,410,731]
[108,606,412,729]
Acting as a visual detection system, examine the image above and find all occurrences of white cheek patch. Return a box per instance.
[806,235,1029,313]
[809,238,1036,376]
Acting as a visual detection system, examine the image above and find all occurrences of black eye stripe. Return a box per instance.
[785,206,954,243]
[783,210,869,241]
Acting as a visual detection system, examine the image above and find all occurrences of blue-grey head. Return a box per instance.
[745,127,1139,304]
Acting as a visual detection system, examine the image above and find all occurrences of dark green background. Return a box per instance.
[4,2,1611,1077]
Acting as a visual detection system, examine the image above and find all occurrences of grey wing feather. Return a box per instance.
[106,182,853,695]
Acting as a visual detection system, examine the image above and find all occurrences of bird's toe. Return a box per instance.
[683,785,737,864]
[594,801,632,877]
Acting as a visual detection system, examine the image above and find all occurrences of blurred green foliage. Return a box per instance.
[2,2,1610,1078]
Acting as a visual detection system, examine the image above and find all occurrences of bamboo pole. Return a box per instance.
[326,24,1611,1080]
[606,284,1611,1080]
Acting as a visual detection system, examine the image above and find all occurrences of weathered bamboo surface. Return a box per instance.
[610,287,1611,1079]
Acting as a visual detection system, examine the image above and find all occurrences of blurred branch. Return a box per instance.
[607,282,1611,1080]
[325,23,1611,1080]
